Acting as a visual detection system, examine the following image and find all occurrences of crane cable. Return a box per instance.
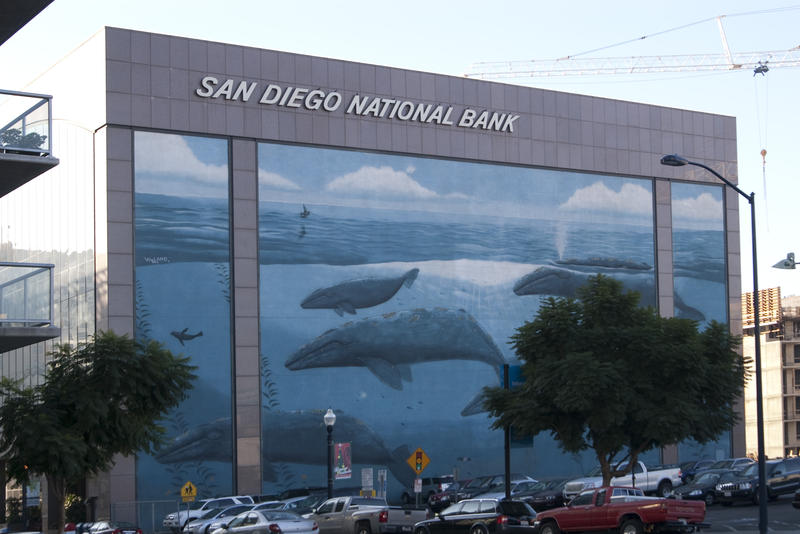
[754,72,769,230]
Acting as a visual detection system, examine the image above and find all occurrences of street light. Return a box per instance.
[660,154,767,534]
[772,252,797,270]
[324,408,336,499]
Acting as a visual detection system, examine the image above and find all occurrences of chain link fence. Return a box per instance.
[111,500,181,534]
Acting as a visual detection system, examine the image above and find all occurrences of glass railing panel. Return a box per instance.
[0,90,52,155]
[0,262,54,326]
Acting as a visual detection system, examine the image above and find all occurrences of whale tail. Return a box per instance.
[403,268,420,289]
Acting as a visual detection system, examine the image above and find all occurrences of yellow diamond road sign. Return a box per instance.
[181,481,197,502]
[407,447,430,475]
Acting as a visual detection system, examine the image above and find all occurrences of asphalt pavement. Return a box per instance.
[703,494,799,532]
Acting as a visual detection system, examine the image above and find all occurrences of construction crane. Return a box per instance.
[465,14,800,79]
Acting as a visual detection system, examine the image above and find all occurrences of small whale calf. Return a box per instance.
[301,268,419,316]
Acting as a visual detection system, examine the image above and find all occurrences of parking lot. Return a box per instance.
[704,495,800,532]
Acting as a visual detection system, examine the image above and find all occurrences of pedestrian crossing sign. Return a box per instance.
[181,481,197,502]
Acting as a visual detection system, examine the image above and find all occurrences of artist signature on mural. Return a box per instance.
[143,256,171,264]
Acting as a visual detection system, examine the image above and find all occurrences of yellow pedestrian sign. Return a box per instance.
[406,448,430,475]
[181,481,197,502]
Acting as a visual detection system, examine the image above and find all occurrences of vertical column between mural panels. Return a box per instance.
[232,138,262,494]
[256,141,658,498]
[133,130,234,500]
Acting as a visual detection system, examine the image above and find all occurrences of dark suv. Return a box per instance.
[715,457,800,505]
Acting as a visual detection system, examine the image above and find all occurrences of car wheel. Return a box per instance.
[469,525,488,534]
[355,521,371,534]
[620,518,644,534]
[704,492,715,506]
[538,521,560,534]
[657,480,673,497]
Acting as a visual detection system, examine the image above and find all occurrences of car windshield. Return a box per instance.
[462,478,488,490]
[740,463,760,477]
[199,509,220,520]
[189,501,208,510]
[694,472,720,484]
[710,460,733,469]
[263,512,301,521]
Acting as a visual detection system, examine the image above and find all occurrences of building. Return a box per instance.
[1,27,745,529]
[742,289,800,458]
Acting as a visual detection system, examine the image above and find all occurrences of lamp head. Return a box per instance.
[772,252,796,270]
[660,154,689,167]
[324,408,336,427]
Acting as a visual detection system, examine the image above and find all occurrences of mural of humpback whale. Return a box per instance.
[301,268,419,316]
[285,308,505,390]
[513,259,704,322]
[154,411,415,487]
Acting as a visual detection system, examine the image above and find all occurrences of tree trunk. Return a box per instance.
[46,474,66,534]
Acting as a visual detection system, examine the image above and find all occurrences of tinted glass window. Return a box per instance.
[571,493,593,506]
[595,490,606,506]
[461,501,480,513]
[479,501,496,513]
[441,503,463,515]
[334,500,345,512]
[316,501,335,514]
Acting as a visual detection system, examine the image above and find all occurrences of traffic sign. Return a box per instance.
[406,447,430,475]
[181,481,197,502]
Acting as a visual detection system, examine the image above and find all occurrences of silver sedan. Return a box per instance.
[212,510,318,534]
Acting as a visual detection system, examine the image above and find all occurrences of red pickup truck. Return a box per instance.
[533,486,707,534]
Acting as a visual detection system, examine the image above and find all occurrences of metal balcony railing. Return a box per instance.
[0,262,55,327]
[0,89,53,156]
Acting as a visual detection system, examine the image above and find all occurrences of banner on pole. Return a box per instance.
[335,442,352,480]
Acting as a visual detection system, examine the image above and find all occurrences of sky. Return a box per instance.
[2,0,799,296]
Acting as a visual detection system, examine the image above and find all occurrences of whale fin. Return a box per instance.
[263,462,278,482]
[337,302,356,315]
[181,327,188,334]
[388,445,416,488]
[397,364,413,383]
[460,389,489,416]
[362,358,403,390]
[403,268,420,288]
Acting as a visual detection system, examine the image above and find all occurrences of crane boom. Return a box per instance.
[465,46,800,79]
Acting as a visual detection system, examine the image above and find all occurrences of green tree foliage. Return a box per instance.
[484,275,747,486]
[0,331,196,533]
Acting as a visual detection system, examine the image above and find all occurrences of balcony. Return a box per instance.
[0,89,59,197]
[0,262,60,352]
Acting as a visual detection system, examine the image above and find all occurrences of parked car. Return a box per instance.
[428,480,472,512]
[679,459,716,483]
[563,461,682,499]
[515,479,569,511]
[674,468,732,505]
[534,486,706,534]
[309,495,429,534]
[212,510,318,534]
[85,522,142,534]
[163,496,255,533]
[185,505,254,534]
[705,457,755,472]
[716,457,800,505]
[472,480,540,500]
[402,476,455,504]
[413,498,536,534]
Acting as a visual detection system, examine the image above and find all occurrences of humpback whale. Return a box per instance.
[154,411,415,487]
[513,260,704,322]
[285,308,506,390]
[301,268,419,316]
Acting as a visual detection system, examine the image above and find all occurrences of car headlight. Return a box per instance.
[739,482,752,490]
[167,515,175,520]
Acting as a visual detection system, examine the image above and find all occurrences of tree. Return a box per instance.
[484,275,747,487]
[0,331,197,534]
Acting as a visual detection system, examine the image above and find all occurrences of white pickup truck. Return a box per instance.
[311,495,429,534]
[563,461,683,500]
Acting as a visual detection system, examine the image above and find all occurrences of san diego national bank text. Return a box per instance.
[195,76,520,133]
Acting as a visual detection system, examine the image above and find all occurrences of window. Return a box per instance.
[316,501,334,515]
[795,370,800,389]
[461,501,480,514]
[571,492,594,506]
[796,422,800,440]
[478,501,496,513]
[595,490,606,506]
[794,345,800,363]
[334,499,345,512]
[795,397,800,414]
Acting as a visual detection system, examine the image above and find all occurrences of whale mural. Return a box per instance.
[155,411,416,488]
[285,308,506,390]
[300,268,420,316]
[512,260,705,322]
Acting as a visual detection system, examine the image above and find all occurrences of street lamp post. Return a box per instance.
[324,408,337,499]
[661,154,767,534]
[772,252,797,270]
